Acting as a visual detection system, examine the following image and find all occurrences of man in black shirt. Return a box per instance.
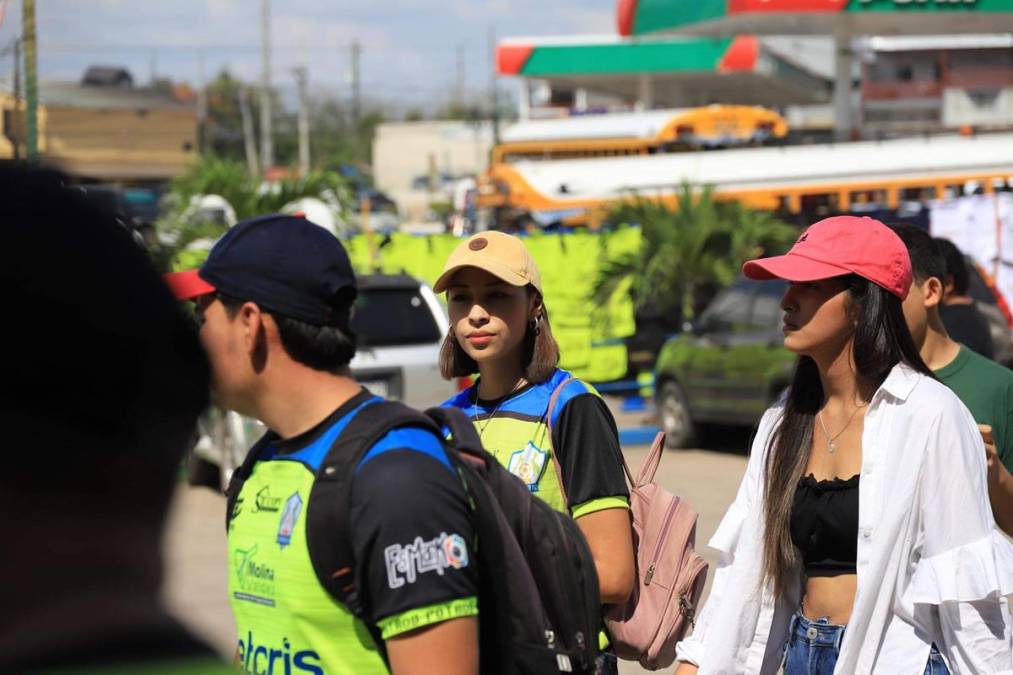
[935,237,996,359]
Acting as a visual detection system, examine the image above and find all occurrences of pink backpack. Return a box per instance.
[547,382,709,671]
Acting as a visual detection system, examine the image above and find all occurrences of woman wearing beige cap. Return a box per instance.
[435,231,635,674]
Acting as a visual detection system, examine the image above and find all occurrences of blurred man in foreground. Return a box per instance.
[0,164,227,672]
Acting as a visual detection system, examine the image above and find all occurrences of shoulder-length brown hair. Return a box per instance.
[439,286,560,384]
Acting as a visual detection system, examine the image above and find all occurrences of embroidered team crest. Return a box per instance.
[507,441,548,492]
[276,491,303,549]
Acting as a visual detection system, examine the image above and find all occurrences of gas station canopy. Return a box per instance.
[618,0,1013,37]
[496,35,830,108]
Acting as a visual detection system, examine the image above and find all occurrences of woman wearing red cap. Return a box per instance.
[434,231,635,675]
[674,216,1013,674]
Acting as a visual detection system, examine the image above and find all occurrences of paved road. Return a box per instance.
[162,441,751,674]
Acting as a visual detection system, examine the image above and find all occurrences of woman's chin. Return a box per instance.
[782,334,809,356]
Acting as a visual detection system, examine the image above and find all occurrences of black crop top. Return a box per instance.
[789,473,860,577]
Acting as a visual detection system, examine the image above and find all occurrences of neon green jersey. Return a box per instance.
[228,393,479,675]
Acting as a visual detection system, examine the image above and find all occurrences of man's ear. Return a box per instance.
[923,276,944,309]
[238,302,265,354]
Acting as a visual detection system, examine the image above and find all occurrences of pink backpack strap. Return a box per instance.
[546,377,637,508]
[636,432,666,487]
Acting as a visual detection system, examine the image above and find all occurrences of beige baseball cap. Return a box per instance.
[433,231,543,294]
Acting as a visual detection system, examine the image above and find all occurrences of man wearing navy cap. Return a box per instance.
[167,215,479,675]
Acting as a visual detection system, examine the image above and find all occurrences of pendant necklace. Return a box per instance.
[817,402,867,454]
[473,378,527,438]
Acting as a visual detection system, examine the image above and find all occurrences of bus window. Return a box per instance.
[900,186,936,201]
[942,184,963,199]
[849,189,888,212]
[800,193,840,218]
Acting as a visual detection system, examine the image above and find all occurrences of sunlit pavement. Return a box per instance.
[162,439,751,674]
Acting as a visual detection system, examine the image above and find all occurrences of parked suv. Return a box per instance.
[350,273,461,408]
[654,278,792,448]
[188,273,460,489]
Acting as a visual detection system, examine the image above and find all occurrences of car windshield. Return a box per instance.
[698,278,788,332]
[352,287,442,347]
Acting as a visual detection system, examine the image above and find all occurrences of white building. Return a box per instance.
[372,120,495,219]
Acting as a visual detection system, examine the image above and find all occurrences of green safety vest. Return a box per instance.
[443,369,626,651]
[228,456,386,675]
[443,368,626,519]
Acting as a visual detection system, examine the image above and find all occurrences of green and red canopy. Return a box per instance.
[495,34,829,107]
[497,35,759,78]
[618,0,1013,37]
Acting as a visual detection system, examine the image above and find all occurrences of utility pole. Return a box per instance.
[293,66,310,176]
[12,36,21,160]
[22,0,38,161]
[196,49,207,154]
[350,41,361,125]
[456,42,466,109]
[239,87,260,177]
[149,50,158,86]
[488,24,499,146]
[259,0,274,172]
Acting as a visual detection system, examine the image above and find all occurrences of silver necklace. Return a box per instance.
[817,402,867,453]
[473,378,526,438]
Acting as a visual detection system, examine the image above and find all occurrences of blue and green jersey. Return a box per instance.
[227,390,478,675]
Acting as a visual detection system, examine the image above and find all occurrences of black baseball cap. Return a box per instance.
[165,214,357,325]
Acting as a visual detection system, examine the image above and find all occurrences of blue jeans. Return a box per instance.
[783,611,949,675]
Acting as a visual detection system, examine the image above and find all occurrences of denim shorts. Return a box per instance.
[783,611,949,675]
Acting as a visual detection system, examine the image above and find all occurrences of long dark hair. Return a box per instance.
[761,275,935,596]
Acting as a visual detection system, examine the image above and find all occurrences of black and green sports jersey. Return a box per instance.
[228,390,478,674]
[442,368,629,517]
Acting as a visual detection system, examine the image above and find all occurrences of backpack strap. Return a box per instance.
[635,431,667,488]
[545,377,637,506]
[304,399,441,666]
[224,431,275,531]
[423,405,486,464]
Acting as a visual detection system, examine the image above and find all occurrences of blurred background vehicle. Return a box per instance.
[654,278,792,448]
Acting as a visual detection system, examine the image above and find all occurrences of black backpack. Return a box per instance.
[226,401,602,674]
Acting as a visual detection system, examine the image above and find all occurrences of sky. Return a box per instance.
[0,0,615,113]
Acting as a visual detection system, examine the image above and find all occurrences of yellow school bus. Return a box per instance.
[492,105,788,164]
[478,132,1013,226]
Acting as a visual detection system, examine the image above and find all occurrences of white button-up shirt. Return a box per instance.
[676,363,1013,674]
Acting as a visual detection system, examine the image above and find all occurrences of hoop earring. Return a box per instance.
[530,317,541,336]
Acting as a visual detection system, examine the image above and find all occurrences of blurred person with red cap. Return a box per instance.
[674,216,1013,675]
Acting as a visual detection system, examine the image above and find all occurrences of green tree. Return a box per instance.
[152,155,352,271]
[592,183,796,325]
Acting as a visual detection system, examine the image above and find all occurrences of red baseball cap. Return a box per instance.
[164,269,216,301]
[742,215,912,299]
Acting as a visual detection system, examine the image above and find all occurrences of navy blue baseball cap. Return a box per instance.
[165,214,356,325]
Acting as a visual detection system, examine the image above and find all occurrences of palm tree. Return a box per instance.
[152,155,352,272]
[592,182,796,328]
